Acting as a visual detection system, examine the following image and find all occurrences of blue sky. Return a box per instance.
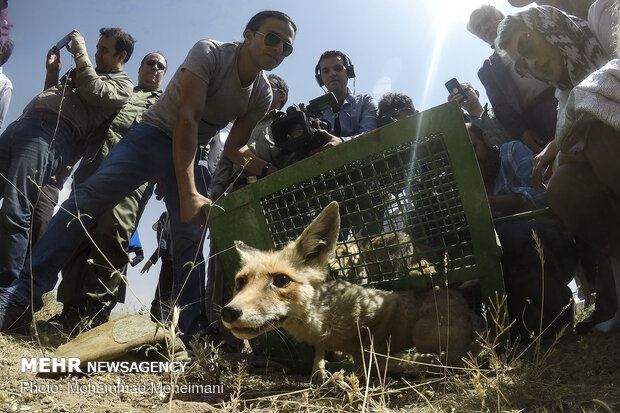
[5,0,522,313]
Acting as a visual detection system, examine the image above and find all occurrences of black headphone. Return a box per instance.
[315,52,355,87]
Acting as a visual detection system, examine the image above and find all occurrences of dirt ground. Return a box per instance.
[0,322,619,413]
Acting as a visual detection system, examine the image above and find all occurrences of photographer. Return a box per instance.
[0,28,134,289]
[312,50,378,152]
[377,92,417,126]
[54,52,168,332]
[447,80,513,147]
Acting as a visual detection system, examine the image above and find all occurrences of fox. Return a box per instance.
[220,201,482,379]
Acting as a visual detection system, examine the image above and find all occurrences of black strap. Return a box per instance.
[333,112,341,137]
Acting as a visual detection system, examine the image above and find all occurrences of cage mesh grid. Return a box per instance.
[260,131,475,285]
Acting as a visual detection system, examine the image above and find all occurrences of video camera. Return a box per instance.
[271,92,339,155]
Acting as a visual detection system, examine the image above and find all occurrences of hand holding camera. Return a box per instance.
[52,30,78,51]
[53,30,86,59]
[271,92,339,155]
[445,77,469,107]
[67,31,87,58]
[445,78,483,117]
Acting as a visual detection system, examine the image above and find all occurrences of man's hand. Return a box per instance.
[311,129,342,154]
[532,140,559,191]
[141,260,153,274]
[44,47,62,90]
[154,179,167,201]
[67,30,86,57]
[46,48,61,73]
[447,90,467,109]
[180,193,212,225]
[447,87,483,117]
[521,130,545,154]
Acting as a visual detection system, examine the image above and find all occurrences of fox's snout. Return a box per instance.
[221,305,243,324]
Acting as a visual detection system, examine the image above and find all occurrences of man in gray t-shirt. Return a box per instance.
[0,11,297,344]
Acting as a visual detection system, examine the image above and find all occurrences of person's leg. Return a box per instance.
[76,183,150,322]
[582,123,620,332]
[496,221,576,337]
[548,163,619,332]
[583,122,620,201]
[30,184,59,246]
[594,256,620,332]
[547,162,620,253]
[0,124,168,331]
[0,119,68,287]
[163,161,211,343]
[150,259,174,323]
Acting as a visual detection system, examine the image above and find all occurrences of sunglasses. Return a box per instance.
[513,31,541,76]
[145,59,166,71]
[255,31,293,57]
[516,31,535,60]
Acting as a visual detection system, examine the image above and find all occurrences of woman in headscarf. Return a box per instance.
[495,5,609,109]
[497,5,620,333]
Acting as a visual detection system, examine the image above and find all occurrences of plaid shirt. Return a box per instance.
[490,140,548,209]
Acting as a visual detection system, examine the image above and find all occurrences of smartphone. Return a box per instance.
[445,78,467,98]
[53,32,73,51]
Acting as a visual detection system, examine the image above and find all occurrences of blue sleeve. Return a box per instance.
[505,142,548,208]
[129,230,142,249]
[341,95,378,142]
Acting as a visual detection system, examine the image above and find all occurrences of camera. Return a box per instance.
[445,77,467,99]
[377,109,401,128]
[53,32,74,51]
[271,92,339,154]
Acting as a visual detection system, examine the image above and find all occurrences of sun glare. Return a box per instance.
[417,0,487,109]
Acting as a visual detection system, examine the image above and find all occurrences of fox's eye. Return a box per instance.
[235,276,246,291]
[272,273,291,288]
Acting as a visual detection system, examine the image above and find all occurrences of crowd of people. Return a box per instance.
[0,0,619,349]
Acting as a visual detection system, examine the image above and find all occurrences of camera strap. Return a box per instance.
[334,112,341,137]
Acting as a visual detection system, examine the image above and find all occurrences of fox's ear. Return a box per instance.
[235,240,260,264]
[293,201,340,266]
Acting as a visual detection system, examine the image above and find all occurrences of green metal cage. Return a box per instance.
[207,103,504,371]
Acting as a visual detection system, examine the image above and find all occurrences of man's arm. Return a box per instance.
[44,48,61,90]
[69,31,132,108]
[495,141,548,212]
[488,194,533,214]
[313,95,379,152]
[223,115,275,177]
[335,95,379,143]
[173,69,211,224]
[351,94,379,138]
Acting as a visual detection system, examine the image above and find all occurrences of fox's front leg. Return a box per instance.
[311,346,327,383]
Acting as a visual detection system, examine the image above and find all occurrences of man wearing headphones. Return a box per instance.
[313,50,378,152]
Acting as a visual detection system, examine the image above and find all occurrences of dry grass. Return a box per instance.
[1,293,619,413]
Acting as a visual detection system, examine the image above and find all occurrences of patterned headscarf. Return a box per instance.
[498,6,610,90]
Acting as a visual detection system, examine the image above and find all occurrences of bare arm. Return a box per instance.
[173,69,211,224]
[223,115,276,177]
[44,48,61,90]
[488,194,533,215]
[521,130,545,154]
[532,140,560,191]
